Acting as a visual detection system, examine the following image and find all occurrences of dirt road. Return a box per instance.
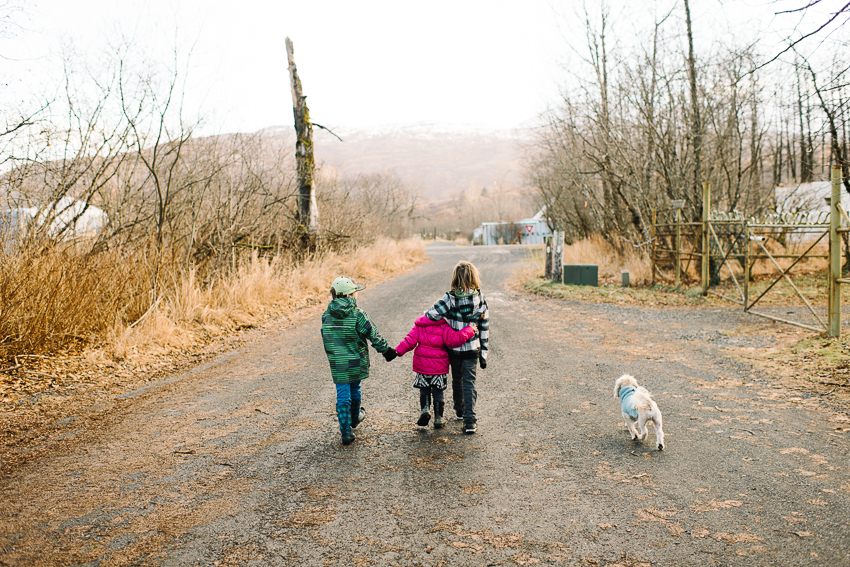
[2,243,849,566]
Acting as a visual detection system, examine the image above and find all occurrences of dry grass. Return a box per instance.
[0,237,427,476]
[560,235,652,284]
[0,245,151,357]
[101,238,427,362]
[517,235,847,310]
[519,236,652,286]
[0,238,427,362]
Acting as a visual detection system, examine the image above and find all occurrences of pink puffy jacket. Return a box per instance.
[394,315,475,375]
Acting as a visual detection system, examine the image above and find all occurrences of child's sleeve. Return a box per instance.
[394,324,419,356]
[443,324,475,349]
[477,297,490,361]
[424,292,451,322]
[355,310,390,353]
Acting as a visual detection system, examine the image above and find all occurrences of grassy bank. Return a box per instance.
[516,234,842,309]
[100,238,427,363]
[0,238,426,362]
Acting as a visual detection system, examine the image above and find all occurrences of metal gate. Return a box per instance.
[651,166,845,336]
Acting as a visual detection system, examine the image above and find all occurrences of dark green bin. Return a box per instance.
[563,264,598,286]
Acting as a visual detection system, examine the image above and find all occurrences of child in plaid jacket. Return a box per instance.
[424,261,489,434]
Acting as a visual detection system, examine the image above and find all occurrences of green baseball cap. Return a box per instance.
[331,276,366,295]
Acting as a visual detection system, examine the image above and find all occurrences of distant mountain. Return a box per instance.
[262,122,528,200]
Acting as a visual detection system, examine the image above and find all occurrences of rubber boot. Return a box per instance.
[351,399,366,429]
[337,403,355,445]
[433,401,446,429]
[417,402,432,427]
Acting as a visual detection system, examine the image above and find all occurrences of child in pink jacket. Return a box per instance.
[393,315,477,428]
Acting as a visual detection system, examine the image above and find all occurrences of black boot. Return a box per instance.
[417,389,431,426]
[434,401,446,429]
[417,402,432,426]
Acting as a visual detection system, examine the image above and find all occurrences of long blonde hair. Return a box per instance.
[451,261,481,293]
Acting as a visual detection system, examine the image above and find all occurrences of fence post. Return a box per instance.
[675,207,681,288]
[544,236,552,279]
[743,219,750,309]
[829,165,842,337]
[651,208,656,285]
[552,230,564,283]
[701,182,710,295]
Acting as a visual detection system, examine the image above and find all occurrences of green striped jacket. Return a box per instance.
[321,296,390,384]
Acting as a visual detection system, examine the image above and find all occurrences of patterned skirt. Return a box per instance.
[413,372,448,390]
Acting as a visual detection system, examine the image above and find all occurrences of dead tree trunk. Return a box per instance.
[285,37,318,238]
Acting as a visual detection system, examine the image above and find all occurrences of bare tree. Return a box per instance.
[683,0,702,213]
[285,37,317,239]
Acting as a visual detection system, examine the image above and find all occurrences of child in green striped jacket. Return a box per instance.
[321,276,397,445]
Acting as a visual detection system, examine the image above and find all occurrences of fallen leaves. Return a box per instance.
[634,507,684,535]
[690,500,743,513]
[277,505,336,529]
[712,532,764,544]
[461,482,488,495]
[426,519,526,553]
[775,529,813,538]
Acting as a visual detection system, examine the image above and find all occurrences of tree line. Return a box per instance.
[527,1,850,246]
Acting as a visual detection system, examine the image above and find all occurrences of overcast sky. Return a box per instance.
[0,0,842,136]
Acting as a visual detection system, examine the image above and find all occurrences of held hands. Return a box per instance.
[383,347,398,362]
[469,323,478,334]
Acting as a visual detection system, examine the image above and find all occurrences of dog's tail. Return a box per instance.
[632,387,657,413]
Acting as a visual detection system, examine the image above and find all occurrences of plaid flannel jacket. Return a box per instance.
[424,290,489,361]
[321,296,389,384]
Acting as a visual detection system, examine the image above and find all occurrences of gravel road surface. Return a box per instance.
[1,242,849,567]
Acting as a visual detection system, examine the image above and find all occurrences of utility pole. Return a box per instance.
[286,37,318,238]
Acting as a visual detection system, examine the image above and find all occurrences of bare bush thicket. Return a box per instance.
[316,170,419,244]
[528,3,849,247]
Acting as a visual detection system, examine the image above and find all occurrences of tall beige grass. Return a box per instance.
[0,238,426,361]
[105,238,427,360]
[561,235,652,284]
[517,235,652,286]
[0,246,151,357]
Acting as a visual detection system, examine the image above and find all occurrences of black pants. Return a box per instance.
[419,386,445,408]
[449,355,478,424]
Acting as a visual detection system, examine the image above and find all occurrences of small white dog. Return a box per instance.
[614,374,665,450]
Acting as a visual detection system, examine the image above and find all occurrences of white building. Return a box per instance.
[473,209,553,246]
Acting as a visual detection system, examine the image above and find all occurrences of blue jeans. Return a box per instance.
[449,356,478,424]
[335,382,362,406]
